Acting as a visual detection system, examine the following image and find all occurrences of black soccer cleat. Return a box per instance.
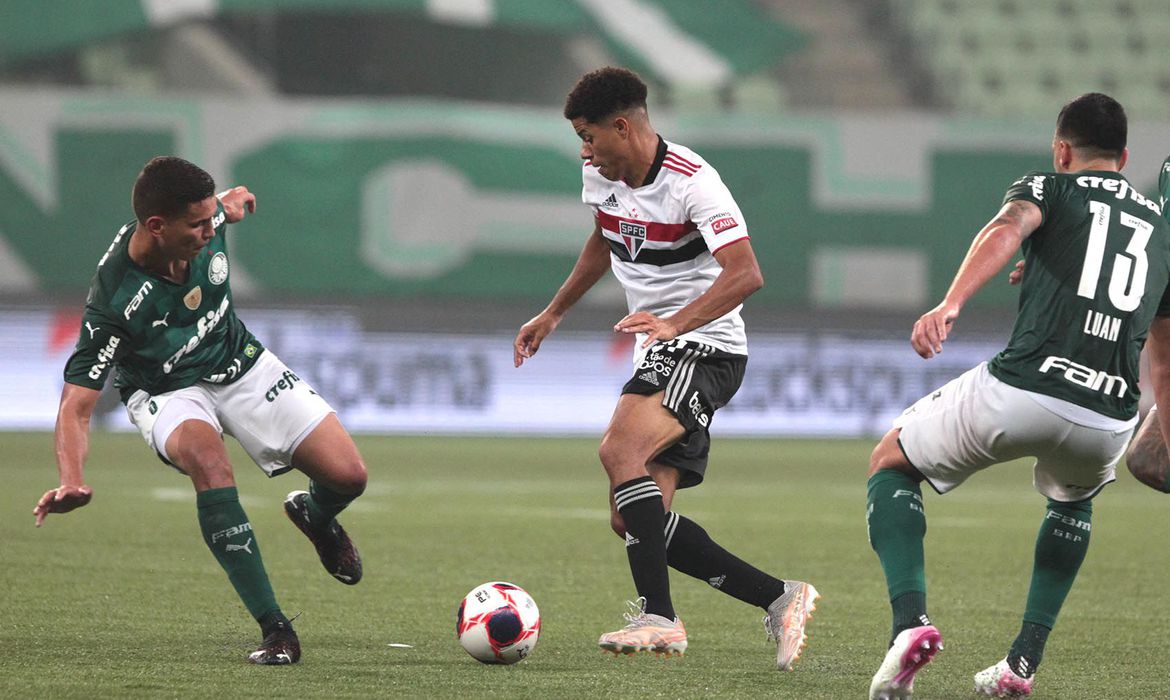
[248,619,301,665]
[284,490,363,585]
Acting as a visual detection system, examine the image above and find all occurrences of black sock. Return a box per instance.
[891,591,931,643]
[1007,621,1050,679]
[259,611,293,637]
[664,511,785,609]
[614,477,674,620]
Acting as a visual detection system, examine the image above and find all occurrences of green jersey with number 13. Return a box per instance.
[987,170,1170,420]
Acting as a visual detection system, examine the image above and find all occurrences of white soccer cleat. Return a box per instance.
[974,658,1035,697]
[764,580,820,671]
[598,598,687,656]
[868,625,943,700]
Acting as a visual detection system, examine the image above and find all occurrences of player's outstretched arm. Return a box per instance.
[514,220,611,367]
[35,383,101,526]
[616,238,763,348]
[911,199,1041,359]
[1128,315,1170,492]
[217,186,256,223]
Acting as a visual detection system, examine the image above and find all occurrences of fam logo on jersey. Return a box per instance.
[619,221,647,258]
[123,281,154,320]
[208,252,229,285]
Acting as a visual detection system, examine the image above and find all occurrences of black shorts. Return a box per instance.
[621,339,746,488]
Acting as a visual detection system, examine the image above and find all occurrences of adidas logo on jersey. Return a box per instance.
[600,193,619,209]
[638,371,660,386]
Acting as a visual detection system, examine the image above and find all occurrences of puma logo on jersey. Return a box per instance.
[85,321,99,338]
[152,312,169,328]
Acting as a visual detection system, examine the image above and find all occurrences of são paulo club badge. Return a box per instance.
[619,221,647,259]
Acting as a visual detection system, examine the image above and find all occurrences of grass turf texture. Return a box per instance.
[3,433,1167,699]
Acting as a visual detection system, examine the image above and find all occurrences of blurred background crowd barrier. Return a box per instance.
[2,0,1168,436]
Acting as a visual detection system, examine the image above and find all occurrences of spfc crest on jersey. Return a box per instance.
[619,220,647,259]
[183,285,203,310]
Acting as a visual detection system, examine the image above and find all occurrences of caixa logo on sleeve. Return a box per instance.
[619,221,647,258]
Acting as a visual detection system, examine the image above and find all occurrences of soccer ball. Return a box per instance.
[456,581,541,664]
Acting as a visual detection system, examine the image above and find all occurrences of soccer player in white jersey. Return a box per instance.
[513,67,819,667]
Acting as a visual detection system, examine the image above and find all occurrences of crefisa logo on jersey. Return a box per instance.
[208,252,229,285]
[619,221,647,258]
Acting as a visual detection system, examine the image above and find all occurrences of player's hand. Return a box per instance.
[33,484,93,527]
[1008,260,1025,285]
[514,312,560,367]
[614,311,680,348]
[218,186,256,223]
[911,302,960,359]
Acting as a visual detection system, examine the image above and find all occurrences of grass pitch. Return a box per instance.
[3,432,1168,698]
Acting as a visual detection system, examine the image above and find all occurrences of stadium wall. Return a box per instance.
[4,306,1003,438]
[4,88,1168,310]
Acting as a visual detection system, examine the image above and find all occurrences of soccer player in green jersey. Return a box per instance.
[33,157,369,665]
[1123,155,1170,492]
[865,94,1170,699]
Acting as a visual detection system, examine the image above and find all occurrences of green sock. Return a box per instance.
[305,480,359,529]
[196,487,281,623]
[1009,498,1092,674]
[867,470,930,640]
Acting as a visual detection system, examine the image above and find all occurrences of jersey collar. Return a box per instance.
[639,135,669,188]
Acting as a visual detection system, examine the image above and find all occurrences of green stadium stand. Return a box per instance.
[0,0,805,111]
[894,0,1170,119]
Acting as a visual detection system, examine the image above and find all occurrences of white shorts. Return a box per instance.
[894,362,1133,502]
[125,350,334,476]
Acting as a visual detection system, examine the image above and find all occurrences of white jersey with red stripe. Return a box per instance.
[582,136,751,361]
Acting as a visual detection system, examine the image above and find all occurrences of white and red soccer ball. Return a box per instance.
[456,582,541,664]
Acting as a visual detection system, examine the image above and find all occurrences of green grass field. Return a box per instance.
[4,432,1168,699]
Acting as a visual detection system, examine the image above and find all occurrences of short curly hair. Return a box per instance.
[563,67,649,123]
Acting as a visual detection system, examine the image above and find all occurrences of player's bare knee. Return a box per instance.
[597,439,624,476]
[326,457,368,496]
[177,453,234,490]
[341,459,368,496]
[868,429,916,478]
